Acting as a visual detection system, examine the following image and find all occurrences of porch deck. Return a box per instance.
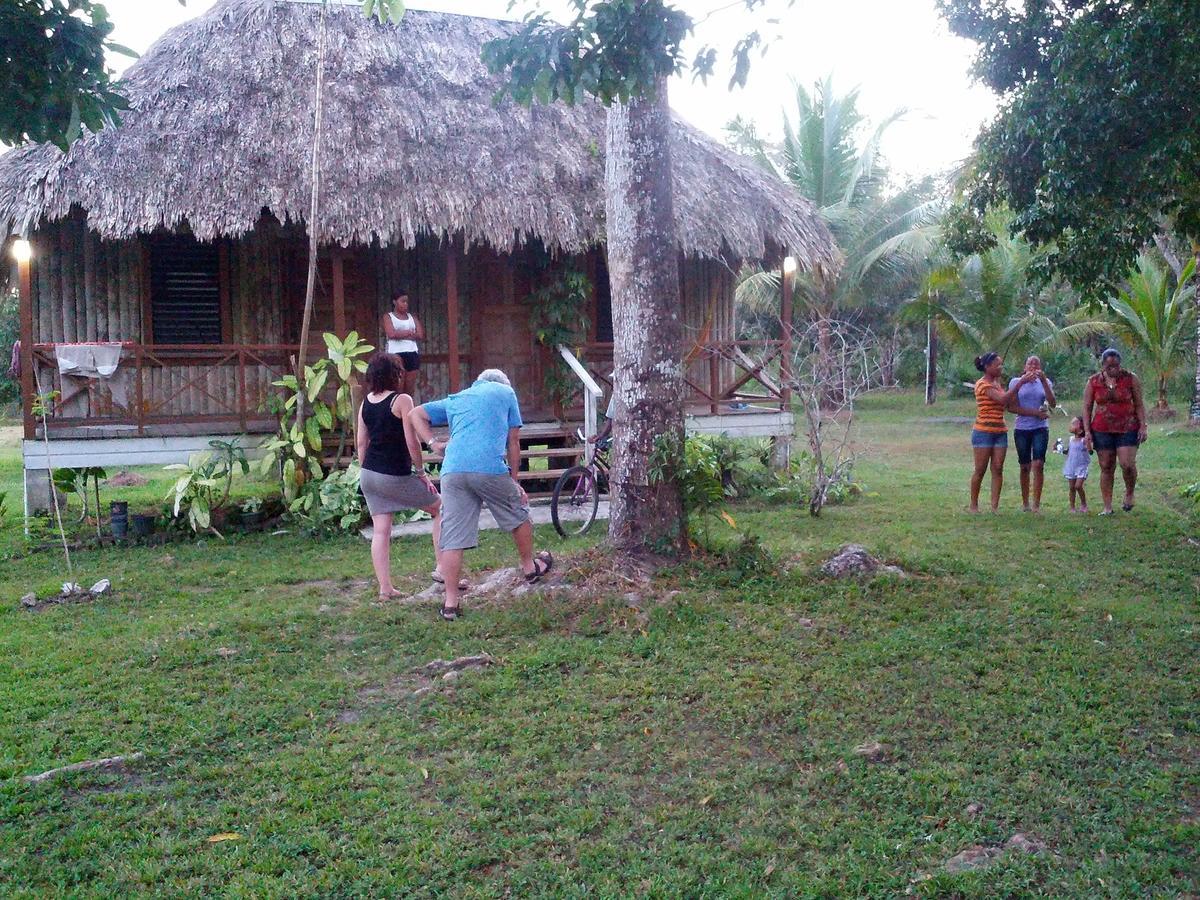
[25,338,793,441]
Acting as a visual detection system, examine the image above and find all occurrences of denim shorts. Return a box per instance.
[1013,427,1049,465]
[1092,430,1139,451]
[970,429,1008,449]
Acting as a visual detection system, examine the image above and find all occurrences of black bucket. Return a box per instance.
[110,501,129,540]
[131,513,155,539]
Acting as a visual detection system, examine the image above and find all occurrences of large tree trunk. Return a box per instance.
[605,76,687,555]
[1190,242,1200,426]
[1191,310,1200,425]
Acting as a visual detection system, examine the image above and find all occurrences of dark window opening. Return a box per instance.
[595,253,613,342]
[150,236,222,344]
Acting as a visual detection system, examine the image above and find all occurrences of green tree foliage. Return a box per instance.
[482,0,792,106]
[938,0,1200,295]
[0,288,17,405]
[0,0,141,149]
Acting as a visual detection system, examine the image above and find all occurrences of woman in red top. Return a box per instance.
[1082,348,1148,515]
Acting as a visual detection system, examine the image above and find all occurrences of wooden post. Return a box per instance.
[218,241,233,342]
[708,351,719,415]
[925,314,938,405]
[779,257,795,410]
[236,348,247,431]
[18,249,35,440]
[139,240,153,343]
[134,343,145,436]
[445,240,461,393]
[332,249,346,335]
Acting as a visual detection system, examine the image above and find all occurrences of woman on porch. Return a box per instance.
[356,352,448,599]
[382,290,424,398]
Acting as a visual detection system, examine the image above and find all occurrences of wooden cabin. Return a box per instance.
[0,0,837,510]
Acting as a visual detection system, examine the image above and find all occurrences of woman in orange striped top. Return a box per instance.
[970,352,1037,512]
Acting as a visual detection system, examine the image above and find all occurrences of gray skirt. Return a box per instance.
[360,468,438,515]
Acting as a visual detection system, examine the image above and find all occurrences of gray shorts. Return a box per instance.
[439,472,530,551]
[360,469,438,516]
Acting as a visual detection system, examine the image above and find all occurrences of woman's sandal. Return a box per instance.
[525,550,554,584]
[439,602,461,621]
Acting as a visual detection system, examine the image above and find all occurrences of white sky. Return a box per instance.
[98,0,997,181]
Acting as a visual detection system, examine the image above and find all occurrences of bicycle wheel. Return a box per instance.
[551,465,599,537]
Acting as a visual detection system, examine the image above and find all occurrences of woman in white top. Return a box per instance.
[381,289,425,397]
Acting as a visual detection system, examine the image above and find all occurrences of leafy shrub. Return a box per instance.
[649,433,731,538]
[259,331,372,500]
[711,531,778,585]
[762,450,863,509]
[164,439,249,534]
[1181,482,1200,508]
[288,462,366,533]
[0,289,17,405]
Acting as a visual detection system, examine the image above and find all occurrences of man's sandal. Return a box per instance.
[525,551,554,584]
[439,602,461,621]
[431,571,470,591]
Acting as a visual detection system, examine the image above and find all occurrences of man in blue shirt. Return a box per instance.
[408,369,553,620]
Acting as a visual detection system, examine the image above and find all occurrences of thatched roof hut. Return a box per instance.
[0,0,836,270]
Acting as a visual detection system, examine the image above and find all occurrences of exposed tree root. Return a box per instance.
[24,752,145,785]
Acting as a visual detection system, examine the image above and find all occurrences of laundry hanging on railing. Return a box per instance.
[54,342,124,377]
[52,343,129,416]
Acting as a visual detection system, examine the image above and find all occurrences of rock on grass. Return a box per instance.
[820,544,906,578]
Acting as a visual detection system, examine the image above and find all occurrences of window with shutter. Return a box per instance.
[149,236,222,344]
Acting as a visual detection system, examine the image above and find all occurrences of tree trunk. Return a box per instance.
[1191,310,1200,424]
[1191,243,1200,425]
[604,76,687,555]
[1157,375,1169,411]
[925,316,938,405]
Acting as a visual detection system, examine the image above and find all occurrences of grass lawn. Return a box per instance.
[0,392,1196,896]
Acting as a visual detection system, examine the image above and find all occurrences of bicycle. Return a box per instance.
[550,428,609,537]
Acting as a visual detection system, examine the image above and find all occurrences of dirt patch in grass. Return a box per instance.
[291,577,371,595]
[374,548,686,637]
[18,585,111,612]
[336,654,499,724]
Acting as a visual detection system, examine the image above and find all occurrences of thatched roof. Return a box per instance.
[0,0,837,270]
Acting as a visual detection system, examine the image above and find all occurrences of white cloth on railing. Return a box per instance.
[53,343,128,415]
[54,343,124,377]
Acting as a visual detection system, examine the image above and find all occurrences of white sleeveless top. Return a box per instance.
[386,312,418,354]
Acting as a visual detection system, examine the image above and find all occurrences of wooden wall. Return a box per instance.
[26,216,737,423]
[366,234,466,402]
[680,255,737,390]
[30,211,144,345]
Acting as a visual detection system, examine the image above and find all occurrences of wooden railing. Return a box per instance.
[574,340,790,415]
[28,342,296,436]
[24,337,787,439]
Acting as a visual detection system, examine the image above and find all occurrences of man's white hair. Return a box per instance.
[476,368,511,387]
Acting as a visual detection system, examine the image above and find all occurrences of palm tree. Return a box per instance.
[730,78,941,406]
[1099,254,1196,411]
[903,222,1088,366]
[732,77,941,324]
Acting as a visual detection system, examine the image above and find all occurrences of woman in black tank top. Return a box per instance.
[356,353,454,599]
